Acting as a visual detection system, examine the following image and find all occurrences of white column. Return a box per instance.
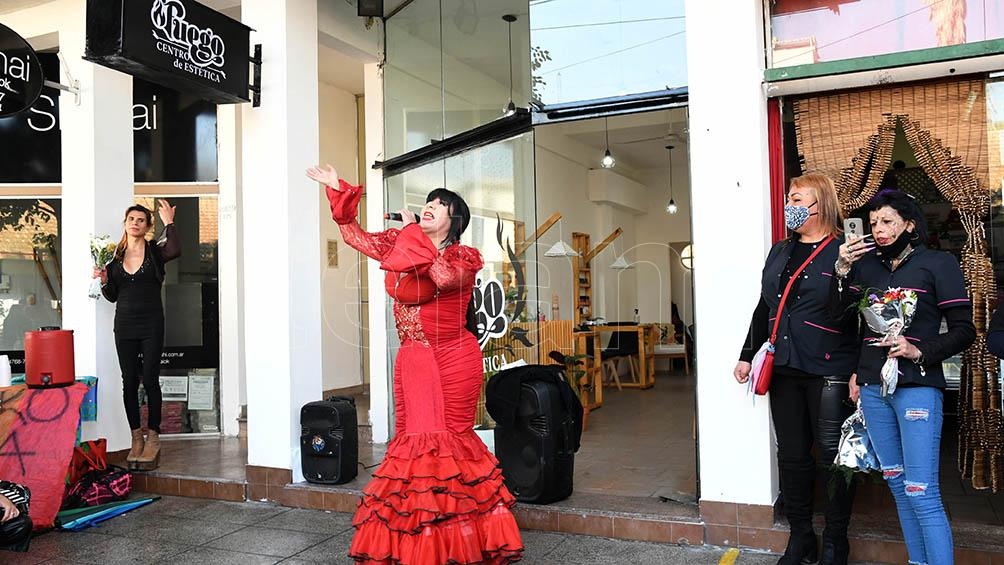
[217,104,243,437]
[363,62,390,443]
[55,2,135,451]
[685,0,779,505]
[241,0,322,480]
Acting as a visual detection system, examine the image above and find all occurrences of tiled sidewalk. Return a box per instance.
[5,496,781,565]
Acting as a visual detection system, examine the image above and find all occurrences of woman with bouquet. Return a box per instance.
[94,200,180,471]
[306,165,523,564]
[734,173,859,565]
[832,189,974,564]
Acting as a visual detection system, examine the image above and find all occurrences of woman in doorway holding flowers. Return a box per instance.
[306,164,523,565]
[95,200,180,471]
[832,189,974,565]
[735,173,859,565]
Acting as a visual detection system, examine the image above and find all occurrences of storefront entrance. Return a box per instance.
[782,75,1004,542]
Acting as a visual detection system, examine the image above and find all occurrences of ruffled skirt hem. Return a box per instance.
[349,430,523,564]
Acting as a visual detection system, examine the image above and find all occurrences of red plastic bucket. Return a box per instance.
[24,327,75,388]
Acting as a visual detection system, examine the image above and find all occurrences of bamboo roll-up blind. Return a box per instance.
[794,79,989,194]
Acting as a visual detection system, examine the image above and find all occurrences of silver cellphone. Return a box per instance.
[843,218,865,238]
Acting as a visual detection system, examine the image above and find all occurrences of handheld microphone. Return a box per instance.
[385,212,421,222]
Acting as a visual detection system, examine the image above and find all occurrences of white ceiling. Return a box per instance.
[556,108,690,171]
[0,0,51,15]
[319,43,365,95]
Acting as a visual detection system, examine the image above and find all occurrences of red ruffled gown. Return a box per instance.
[326,181,524,565]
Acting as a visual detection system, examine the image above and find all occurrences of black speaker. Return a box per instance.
[300,396,358,485]
[493,380,575,504]
[358,0,383,17]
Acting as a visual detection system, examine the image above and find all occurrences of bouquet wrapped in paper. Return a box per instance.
[859,287,918,396]
[89,235,117,300]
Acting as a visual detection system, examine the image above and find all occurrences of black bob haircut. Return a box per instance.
[426,188,471,246]
[866,188,928,244]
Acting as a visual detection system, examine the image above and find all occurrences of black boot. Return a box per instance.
[819,469,854,565]
[818,380,855,565]
[778,529,818,565]
[777,465,818,565]
[818,537,849,565]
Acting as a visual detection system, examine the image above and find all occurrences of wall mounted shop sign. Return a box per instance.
[0,23,45,118]
[84,0,252,104]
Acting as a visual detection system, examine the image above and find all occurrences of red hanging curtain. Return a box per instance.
[767,98,787,243]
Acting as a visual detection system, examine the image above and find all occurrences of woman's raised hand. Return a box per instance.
[158,198,176,226]
[93,266,107,284]
[836,234,874,275]
[307,164,340,188]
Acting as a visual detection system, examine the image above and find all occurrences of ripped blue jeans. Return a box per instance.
[860,384,952,565]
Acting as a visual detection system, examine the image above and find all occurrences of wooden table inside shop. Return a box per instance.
[573,324,656,409]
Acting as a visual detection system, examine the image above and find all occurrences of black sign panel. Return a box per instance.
[0,23,44,118]
[0,53,60,182]
[134,78,218,182]
[85,0,250,104]
[0,70,217,183]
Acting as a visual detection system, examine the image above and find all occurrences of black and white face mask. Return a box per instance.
[784,201,817,231]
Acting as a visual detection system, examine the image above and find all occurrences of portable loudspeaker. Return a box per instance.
[493,379,575,504]
[300,396,358,485]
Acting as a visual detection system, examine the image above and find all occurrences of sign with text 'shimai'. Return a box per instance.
[0,23,44,118]
[84,0,251,104]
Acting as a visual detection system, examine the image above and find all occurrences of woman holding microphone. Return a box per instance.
[307,165,522,565]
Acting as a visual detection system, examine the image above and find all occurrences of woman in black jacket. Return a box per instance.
[735,173,858,565]
[95,201,180,471]
[833,190,974,565]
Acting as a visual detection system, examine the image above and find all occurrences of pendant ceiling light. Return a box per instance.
[665,144,678,214]
[544,240,580,257]
[610,238,634,270]
[502,14,518,117]
[610,255,634,270]
[601,116,616,168]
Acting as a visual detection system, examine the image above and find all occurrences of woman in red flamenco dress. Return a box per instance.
[307,165,524,565]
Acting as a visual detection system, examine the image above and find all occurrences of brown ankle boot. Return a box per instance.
[126,429,145,468]
[135,430,161,471]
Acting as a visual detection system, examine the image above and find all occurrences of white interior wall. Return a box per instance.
[318,81,363,392]
[533,124,693,326]
[635,166,693,325]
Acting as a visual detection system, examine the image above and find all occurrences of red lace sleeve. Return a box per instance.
[429,245,484,291]
[379,224,437,273]
[339,222,400,261]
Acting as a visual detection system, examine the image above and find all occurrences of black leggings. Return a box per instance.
[770,370,856,538]
[115,333,164,433]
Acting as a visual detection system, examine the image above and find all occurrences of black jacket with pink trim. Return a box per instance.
[744,236,860,377]
[830,243,975,389]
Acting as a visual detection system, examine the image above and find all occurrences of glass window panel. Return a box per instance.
[135,196,220,433]
[530,0,687,106]
[0,199,62,367]
[382,134,538,433]
[384,0,446,159]
[769,0,1004,69]
[442,0,531,137]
